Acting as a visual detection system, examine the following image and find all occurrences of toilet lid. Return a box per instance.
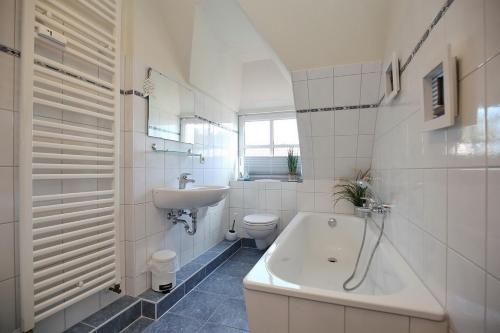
[243,213,278,225]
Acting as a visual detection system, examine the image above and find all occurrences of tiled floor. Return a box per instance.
[137,248,265,333]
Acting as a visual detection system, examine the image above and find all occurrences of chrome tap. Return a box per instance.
[358,180,390,214]
[178,173,195,189]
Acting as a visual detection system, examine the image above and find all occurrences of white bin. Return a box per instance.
[150,250,176,293]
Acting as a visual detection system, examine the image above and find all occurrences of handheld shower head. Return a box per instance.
[356,180,384,205]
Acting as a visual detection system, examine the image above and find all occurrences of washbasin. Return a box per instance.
[153,186,229,209]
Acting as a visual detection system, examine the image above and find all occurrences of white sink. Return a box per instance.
[153,186,230,209]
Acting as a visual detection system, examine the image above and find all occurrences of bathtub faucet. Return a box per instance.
[357,180,390,214]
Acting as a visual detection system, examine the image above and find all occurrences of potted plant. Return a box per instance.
[287,148,299,182]
[333,169,372,217]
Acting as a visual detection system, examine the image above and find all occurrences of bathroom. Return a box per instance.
[0,0,499,332]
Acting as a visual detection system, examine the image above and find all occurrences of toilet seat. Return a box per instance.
[243,214,278,229]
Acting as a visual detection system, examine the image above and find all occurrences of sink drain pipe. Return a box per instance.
[167,208,198,235]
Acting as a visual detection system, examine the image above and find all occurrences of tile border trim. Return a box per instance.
[399,0,455,74]
[296,102,380,113]
[0,44,21,57]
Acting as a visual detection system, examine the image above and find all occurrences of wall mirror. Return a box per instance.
[147,68,195,142]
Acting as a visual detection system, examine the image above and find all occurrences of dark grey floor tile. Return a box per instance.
[97,301,141,333]
[63,322,95,333]
[121,317,153,333]
[177,261,204,280]
[195,273,244,300]
[229,249,264,265]
[157,285,185,317]
[215,261,254,278]
[82,296,138,327]
[210,240,238,253]
[190,251,220,266]
[198,323,247,333]
[142,300,156,319]
[169,291,226,321]
[208,299,248,331]
[241,238,256,248]
[143,313,203,333]
[139,278,185,302]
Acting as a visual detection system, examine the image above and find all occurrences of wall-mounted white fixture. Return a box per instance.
[421,45,457,131]
[384,53,400,102]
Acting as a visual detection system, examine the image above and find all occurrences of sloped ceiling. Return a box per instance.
[238,0,394,71]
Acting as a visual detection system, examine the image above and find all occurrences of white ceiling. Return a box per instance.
[238,0,394,71]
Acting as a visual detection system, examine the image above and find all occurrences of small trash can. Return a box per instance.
[150,250,176,293]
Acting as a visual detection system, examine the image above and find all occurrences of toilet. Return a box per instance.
[242,213,279,250]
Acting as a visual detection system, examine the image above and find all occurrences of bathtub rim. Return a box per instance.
[243,211,446,322]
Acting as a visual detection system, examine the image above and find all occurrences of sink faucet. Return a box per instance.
[178,173,195,189]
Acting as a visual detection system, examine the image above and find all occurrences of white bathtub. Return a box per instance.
[243,212,447,333]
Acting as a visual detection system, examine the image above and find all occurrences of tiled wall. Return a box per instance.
[121,57,238,297]
[0,1,19,332]
[372,1,500,333]
[228,180,298,239]
[290,62,381,214]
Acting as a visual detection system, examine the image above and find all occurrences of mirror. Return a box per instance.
[147,68,195,142]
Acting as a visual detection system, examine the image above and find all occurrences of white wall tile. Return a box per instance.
[266,189,282,210]
[297,192,314,211]
[0,278,15,333]
[0,53,14,111]
[362,61,382,74]
[486,54,500,167]
[282,190,297,211]
[229,188,243,208]
[409,317,447,333]
[447,249,486,333]
[358,108,377,134]
[335,109,359,135]
[447,68,486,168]
[291,70,307,82]
[360,72,381,105]
[444,0,485,78]
[312,136,334,157]
[423,169,447,243]
[356,135,374,157]
[307,66,333,79]
[308,77,334,108]
[423,233,446,306]
[487,168,500,278]
[0,110,13,166]
[448,168,486,268]
[292,81,309,110]
[334,75,361,106]
[334,63,361,77]
[486,274,500,333]
[0,167,14,223]
[0,222,14,281]
[296,112,312,137]
[310,111,334,136]
[334,157,356,179]
[335,135,358,157]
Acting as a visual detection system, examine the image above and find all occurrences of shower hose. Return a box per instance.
[342,213,386,291]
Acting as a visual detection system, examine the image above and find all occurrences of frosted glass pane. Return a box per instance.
[245,148,272,157]
[274,119,299,145]
[245,121,270,145]
[274,147,300,157]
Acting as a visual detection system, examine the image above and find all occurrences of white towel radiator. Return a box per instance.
[19,0,121,330]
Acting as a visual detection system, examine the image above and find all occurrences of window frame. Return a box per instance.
[239,112,300,158]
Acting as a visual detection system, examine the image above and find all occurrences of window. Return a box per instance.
[239,112,300,176]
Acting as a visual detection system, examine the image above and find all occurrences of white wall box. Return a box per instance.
[384,52,400,102]
[421,45,457,131]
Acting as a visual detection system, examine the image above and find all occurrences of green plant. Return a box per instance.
[287,148,298,174]
[333,169,372,207]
